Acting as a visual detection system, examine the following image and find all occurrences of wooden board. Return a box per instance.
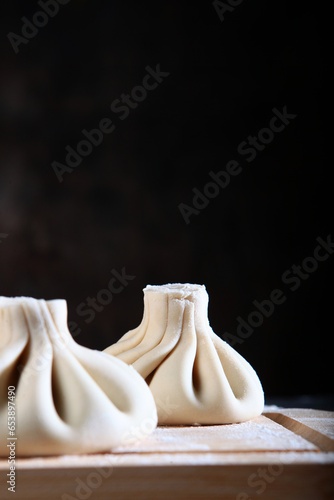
[263,408,334,452]
[0,408,333,500]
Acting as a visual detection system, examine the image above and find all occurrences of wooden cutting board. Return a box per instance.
[0,408,333,500]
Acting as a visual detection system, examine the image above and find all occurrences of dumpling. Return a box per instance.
[104,284,264,424]
[0,297,157,456]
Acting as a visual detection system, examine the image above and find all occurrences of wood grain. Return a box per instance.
[264,408,334,452]
[0,409,333,500]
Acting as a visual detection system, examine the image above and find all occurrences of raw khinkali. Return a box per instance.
[0,297,157,456]
[104,284,264,424]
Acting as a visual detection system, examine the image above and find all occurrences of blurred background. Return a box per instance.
[0,1,331,406]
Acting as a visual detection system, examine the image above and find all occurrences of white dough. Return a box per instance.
[105,284,264,424]
[0,297,157,456]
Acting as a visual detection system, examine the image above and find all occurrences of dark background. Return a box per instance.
[0,1,332,405]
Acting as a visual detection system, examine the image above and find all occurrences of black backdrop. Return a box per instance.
[0,1,331,402]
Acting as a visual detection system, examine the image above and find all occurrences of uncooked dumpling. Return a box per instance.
[105,284,264,424]
[0,297,157,456]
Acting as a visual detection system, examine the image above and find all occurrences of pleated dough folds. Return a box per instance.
[105,284,264,424]
[0,297,157,456]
